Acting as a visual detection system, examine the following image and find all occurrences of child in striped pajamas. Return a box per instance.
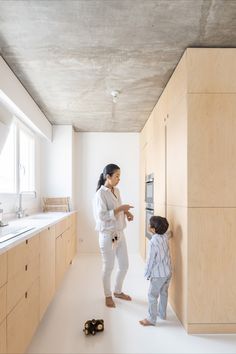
[140,216,172,326]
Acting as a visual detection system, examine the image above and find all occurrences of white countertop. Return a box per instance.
[0,211,76,255]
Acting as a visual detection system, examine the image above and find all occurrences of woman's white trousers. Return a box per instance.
[99,231,129,297]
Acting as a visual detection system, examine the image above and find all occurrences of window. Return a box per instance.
[0,123,16,193]
[0,119,35,194]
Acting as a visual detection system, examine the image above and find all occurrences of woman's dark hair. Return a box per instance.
[149,216,169,235]
[96,164,120,191]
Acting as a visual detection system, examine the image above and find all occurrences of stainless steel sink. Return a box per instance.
[0,225,35,243]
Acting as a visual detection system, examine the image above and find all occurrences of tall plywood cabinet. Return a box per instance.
[140,48,236,333]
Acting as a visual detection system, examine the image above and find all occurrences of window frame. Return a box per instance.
[0,118,36,195]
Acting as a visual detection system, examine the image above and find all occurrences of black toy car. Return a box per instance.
[83,319,104,335]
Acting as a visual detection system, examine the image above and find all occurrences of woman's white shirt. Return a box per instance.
[93,185,126,233]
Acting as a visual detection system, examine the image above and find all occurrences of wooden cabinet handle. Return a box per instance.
[26,239,28,244]
[25,264,28,271]
[25,291,28,298]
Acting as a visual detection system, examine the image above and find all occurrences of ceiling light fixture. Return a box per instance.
[111,90,120,103]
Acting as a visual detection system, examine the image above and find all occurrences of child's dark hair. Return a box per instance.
[96,164,120,191]
[149,216,169,235]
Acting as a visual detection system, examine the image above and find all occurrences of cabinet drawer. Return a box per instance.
[0,253,7,288]
[55,218,68,237]
[7,277,39,354]
[7,255,39,314]
[0,284,6,324]
[8,235,39,280]
[0,319,6,354]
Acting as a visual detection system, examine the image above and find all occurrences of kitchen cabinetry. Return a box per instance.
[7,278,39,354]
[40,226,55,319]
[0,252,7,354]
[6,236,40,353]
[0,319,6,354]
[55,214,77,288]
[0,212,77,353]
[140,48,236,333]
[7,236,40,314]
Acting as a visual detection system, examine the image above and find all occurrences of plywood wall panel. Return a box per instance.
[188,208,236,323]
[188,94,236,207]
[187,48,236,93]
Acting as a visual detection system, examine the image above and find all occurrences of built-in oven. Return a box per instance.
[145,207,154,240]
[145,173,154,208]
[145,173,154,239]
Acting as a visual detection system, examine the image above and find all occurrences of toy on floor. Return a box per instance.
[83,319,104,335]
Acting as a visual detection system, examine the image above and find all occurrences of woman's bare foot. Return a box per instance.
[139,319,154,326]
[105,296,116,308]
[114,292,132,301]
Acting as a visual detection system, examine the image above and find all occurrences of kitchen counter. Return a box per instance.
[0,211,77,254]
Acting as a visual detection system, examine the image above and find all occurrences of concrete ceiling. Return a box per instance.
[0,0,236,132]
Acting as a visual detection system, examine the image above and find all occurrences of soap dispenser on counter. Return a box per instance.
[0,203,8,227]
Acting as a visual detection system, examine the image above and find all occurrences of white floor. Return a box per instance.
[27,253,236,354]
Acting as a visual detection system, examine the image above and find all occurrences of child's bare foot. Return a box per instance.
[139,319,154,326]
[105,296,116,308]
[114,292,132,301]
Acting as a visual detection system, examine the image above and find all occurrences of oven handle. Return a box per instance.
[146,208,154,212]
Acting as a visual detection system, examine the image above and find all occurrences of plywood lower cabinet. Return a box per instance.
[56,232,67,288]
[40,226,56,320]
[0,253,7,354]
[56,214,77,288]
[0,212,77,353]
[7,278,39,354]
[0,319,6,354]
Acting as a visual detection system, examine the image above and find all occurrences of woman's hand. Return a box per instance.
[114,204,134,215]
[125,211,134,222]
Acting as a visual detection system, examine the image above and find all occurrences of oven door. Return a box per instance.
[145,176,154,205]
[145,207,154,240]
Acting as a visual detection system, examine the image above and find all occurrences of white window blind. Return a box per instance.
[0,123,16,193]
[0,120,35,194]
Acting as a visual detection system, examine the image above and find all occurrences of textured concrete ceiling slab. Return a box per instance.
[0,0,236,132]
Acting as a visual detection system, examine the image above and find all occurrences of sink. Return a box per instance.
[28,214,54,220]
[0,225,35,243]
[28,213,64,220]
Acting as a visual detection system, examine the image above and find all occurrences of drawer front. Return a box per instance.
[55,218,68,237]
[8,235,39,279]
[7,255,39,314]
[7,277,39,354]
[0,253,7,288]
[0,284,6,324]
[0,319,6,354]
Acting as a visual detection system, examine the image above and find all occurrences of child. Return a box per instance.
[139,215,172,326]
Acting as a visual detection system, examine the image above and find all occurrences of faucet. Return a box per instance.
[16,191,37,218]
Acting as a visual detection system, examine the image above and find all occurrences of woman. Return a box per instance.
[93,163,134,308]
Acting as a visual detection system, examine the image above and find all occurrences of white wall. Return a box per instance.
[75,133,140,254]
[40,125,75,208]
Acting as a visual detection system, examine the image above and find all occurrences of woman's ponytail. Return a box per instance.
[96,163,120,191]
[96,173,105,191]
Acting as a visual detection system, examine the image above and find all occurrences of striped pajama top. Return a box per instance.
[144,231,172,279]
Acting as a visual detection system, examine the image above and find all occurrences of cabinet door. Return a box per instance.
[0,319,6,354]
[0,284,6,324]
[139,146,146,260]
[55,218,68,238]
[188,208,236,324]
[55,234,66,288]
[7,278,39,354]
[40,227,55,319]
[7,253,39,314]
[166,96,187,207]
[0,253,7,288]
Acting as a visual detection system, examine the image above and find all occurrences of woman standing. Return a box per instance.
[93,164,134,308]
